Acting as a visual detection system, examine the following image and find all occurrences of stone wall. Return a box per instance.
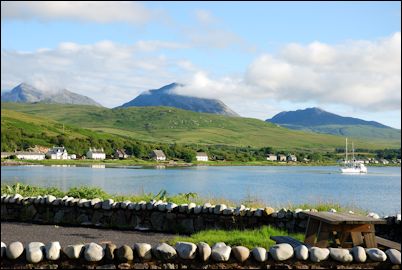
[1,193,400,243]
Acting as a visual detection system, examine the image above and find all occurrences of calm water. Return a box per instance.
[1,165,400,215]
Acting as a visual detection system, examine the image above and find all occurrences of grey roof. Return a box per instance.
[16,152,45,155]
[88,148,105,154]
[196,152,208,157]
[48,146,67,154]
[152,150,166,157]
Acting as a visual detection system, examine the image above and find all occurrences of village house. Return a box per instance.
[114,149,128,159]
[86,148,106,160]
[196,152,209,162]
[15,152,45,160]
[287,154,297,162]
[150,150,166,161]
[277,154,287,162]
[1,152,14,159]
[266,154,277,161]
[46,146,68,160]
[380,159,389,165]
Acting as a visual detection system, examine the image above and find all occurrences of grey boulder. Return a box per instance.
[63,244,84,259]
[251,247,268,262]
[269,243,293,261]
[197,242,211,261]
[352,246,367,263]
[6,241,24,260]
[26,242,45,263]
[295,245,309,260]
[134,243,152,260]
[232,246,250,262]
[84,242,104,262]
[329,248,353,263]
[309,247,330,262]
[385,249,401,265]
[45,241,61,260]
[152,243,177,260]
[366,248,387,262]
[175,242,197,260]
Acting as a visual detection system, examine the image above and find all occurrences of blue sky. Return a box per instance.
[1,1,401,128]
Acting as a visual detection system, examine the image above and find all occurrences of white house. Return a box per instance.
[287,154,297,162]
[69,154,76,160]
[196,152,209,162]
[16,152,45,160]
[150,150,166,161]
[46,146,68,160]
[278,154,287,162]
[266,154,277,161]
[86,148,106,160]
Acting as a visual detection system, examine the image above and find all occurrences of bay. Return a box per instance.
[1,165,400,215]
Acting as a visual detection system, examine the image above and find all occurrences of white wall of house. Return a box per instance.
[156,156,166,161]
[87,152,106,160]
[266,155,277,161]
[196,155,208,161]
[16,154,45,160]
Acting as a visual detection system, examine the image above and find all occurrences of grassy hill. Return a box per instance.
[1,102,400,151]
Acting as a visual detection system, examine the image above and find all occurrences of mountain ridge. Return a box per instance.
[116,83,239,116]
[1,83,103,107]
[266,107,400,140]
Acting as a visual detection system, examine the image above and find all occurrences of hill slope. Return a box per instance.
[266,107,400,140]
[1,83,103,107]
[117,83,238,116]
[2,102,400,151]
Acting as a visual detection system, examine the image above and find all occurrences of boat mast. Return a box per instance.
[345,138,348,163]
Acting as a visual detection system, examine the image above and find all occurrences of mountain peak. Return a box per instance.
[117,83,239,116]
[2,83,103,107]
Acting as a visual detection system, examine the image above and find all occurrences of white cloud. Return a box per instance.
[1,1,152,24]
[1,40,194,107]
[175,32,401,114]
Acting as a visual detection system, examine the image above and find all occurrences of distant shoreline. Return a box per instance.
[1,159,399,168]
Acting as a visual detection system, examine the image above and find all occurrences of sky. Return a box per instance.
[1,1,401,128]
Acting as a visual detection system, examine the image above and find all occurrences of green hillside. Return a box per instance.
[2,102,399,151]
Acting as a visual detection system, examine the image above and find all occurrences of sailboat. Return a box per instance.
[340,138,367,173]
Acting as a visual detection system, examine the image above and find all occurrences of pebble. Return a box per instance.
[63,244,84,259]
[6,241,24,260]
[211,243,231,262]
[84,242,104,262]
[197,242,211,261]
[134,243,152,260]
[175,242,197,260]
[385,249,401,265]
[45,241,61,260]
[251,247,268,262]
[1,242,6,258]
[269,243,294,261]
[309,247,330,262]
[232,246,250,262]
[295,245,309,260]
[116,245,134,262]
[153,243,177,260]
[366,248,387,262]
[351,246,366,263]
[26,242,45,263]
[329,248,353,263]
[105,243,117,261]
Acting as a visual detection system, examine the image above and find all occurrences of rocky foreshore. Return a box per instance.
[1,240,401,269]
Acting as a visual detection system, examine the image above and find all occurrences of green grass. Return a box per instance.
[1,183,368,214]
[169,226,304,249]
[3,102,399,150]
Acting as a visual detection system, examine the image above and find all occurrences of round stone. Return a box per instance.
[385,249,401,265]
[116,245,134,262]
[197,242,211,261]
[269,243,293,261]
[232,246,250,262]
[211,243,231,262]
[134,243,152,260]
[329,248,353,263]
[309,247,330,262]
[152,243,177,260]
[84,242,104,262]
[45,241,61,260]
[26,242,45,263]
[175,242,197,260]
[295,245,309,260]
[6,241,24,260]
[214,204,227,214]
[1,242,6,258]
[351,246,366,263]
[105,243,117,261]
[63,244,84,259]
[366,248,387,262]
[251,247,268,262]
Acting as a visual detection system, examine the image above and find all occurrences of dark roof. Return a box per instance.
[152,150,166,157]
[196,152,208,157]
